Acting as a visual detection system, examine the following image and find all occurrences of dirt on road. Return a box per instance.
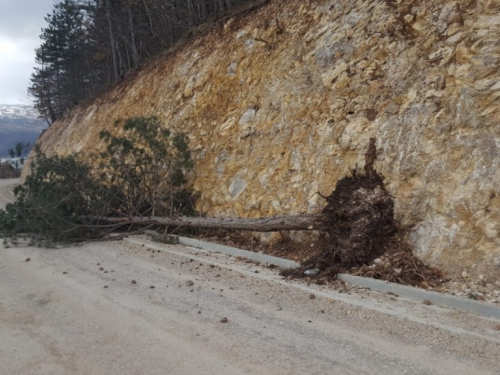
[1,236,500,375]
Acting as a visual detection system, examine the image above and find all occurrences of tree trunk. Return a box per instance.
[127,3,139,67]
[96,213,324,232]
[106,0,119,81]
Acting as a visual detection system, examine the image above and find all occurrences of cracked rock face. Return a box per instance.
[30,0,500,276]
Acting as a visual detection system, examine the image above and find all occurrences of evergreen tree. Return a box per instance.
[29,0,107,124]
[29,0,265,123]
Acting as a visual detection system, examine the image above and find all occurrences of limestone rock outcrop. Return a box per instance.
[31,0,500,275]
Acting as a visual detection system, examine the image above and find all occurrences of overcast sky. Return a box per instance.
[0,0,55,105]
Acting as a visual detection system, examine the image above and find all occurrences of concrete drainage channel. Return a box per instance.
[128,234,500,320]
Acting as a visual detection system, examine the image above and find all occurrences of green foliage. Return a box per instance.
[29,0,105,124]
[0,148,108,245]
[0,117,196,245]
[97,116,195,217]
[7,142,31,169]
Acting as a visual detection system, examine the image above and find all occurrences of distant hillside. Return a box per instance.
[0,105,47,156]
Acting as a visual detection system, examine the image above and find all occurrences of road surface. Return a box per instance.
[0,178,18,209]
[0,180,499,374]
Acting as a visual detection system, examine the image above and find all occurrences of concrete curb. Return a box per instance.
[170,235,500,319]
[336,274,500,319]
[176,236,300,269]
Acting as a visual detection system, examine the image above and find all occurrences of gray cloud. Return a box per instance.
[0,0,55,39]
[0,0,55,104]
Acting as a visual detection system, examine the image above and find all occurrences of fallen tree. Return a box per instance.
[97,138,397,276]
[1,126,443,286]
[92,213,324,232]
[96,139,390,245]
[3,128,391,255]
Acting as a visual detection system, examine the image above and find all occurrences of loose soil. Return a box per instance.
[193,225,499,304]
[195,229,443,287]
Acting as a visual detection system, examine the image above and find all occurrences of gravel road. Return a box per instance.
[0,178,18,209]
[1,237,499,375]
[0,179,499,374]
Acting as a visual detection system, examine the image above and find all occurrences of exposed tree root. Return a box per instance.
[282,138,443,287]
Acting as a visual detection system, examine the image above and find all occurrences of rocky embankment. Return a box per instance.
[29,0,500,277]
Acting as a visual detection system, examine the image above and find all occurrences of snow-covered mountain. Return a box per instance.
[0,104,40,120]
[0,104,47,156]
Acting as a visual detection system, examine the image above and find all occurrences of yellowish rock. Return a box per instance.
[28,0,500,276]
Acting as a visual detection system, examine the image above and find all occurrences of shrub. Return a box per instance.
[98,116,195,217]
[0,117,196,245]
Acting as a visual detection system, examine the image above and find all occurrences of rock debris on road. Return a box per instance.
[1,237,499,375]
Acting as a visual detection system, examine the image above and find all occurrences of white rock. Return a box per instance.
[228,179,247,199]
[238,107,256,125]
